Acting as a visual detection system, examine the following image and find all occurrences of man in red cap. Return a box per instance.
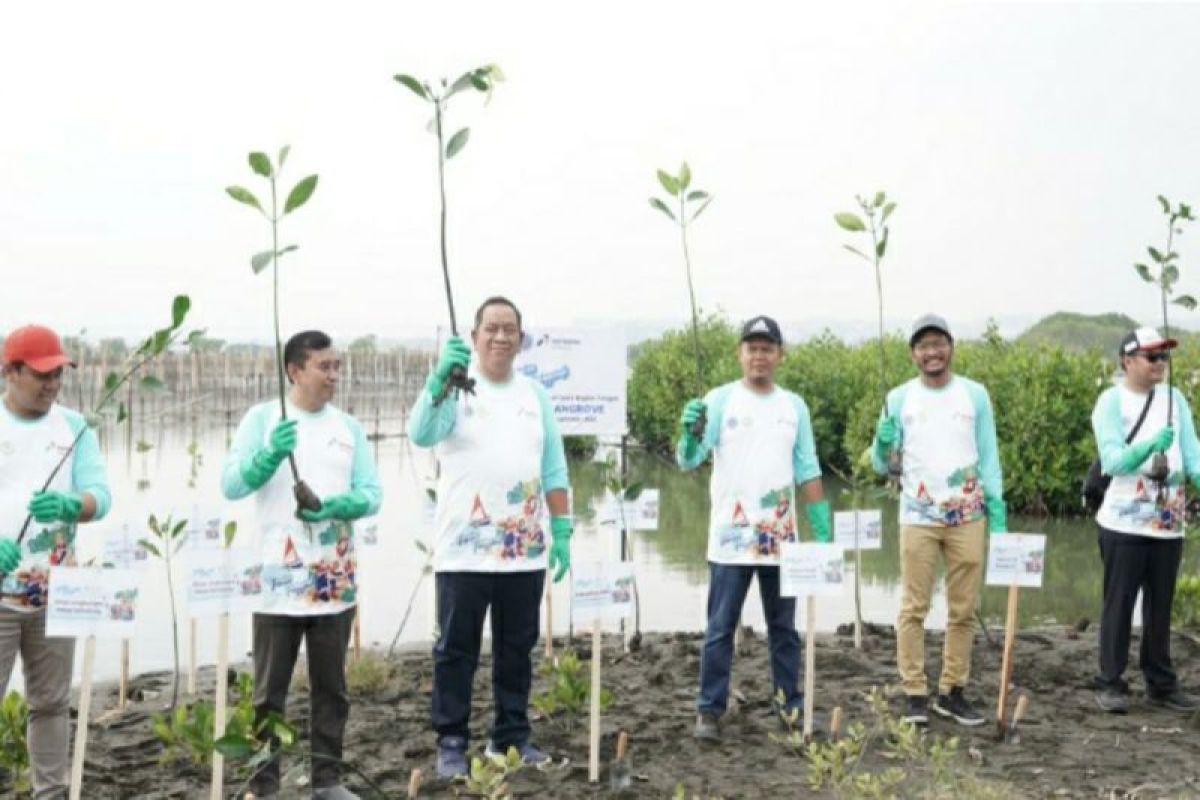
[1,324,111,799]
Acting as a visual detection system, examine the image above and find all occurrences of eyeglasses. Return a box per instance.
[1136,351,1171,363]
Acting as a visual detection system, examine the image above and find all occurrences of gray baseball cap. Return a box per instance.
[909,313,952,347]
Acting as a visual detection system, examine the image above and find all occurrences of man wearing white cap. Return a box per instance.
[1,325,111,799]
[870,314,1006,728]
[1091,327,1200,714]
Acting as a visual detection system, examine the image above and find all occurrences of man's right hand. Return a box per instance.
[268,418,298,459]
[0,538,19,574]
[875,415,899,449]
[678,399,707,461]
[427,336,471,398]
[242,418,298,490]
[1149,424,1175,454]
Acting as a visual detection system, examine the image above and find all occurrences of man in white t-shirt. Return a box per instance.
[1090,327,1200,714]
[676,316,831,742]
[222,330,381,800]
[870,314,1006,728]
[1,325,111,799]
[407,297,572,779]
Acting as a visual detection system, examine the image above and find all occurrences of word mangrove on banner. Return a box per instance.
[47,567,141,639]
[833,509,882,551]
[985,533,1047,589]
[571,561,636,624]
[779,542,847,598]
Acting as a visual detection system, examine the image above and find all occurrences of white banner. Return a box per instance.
[185,548,264,618]
[513,328,627,436]
[571,561,636,624]
[985,533,1046,588]
[833,510,882,551]
[47,567,141,639]
[779,542,846,598]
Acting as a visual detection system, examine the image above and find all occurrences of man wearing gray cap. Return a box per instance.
[676,315,831,741]
[1090,326,1200,714]
[870,314,1006,727]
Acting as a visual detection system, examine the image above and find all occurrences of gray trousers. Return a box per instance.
[250,608,355,795]
[0,607,75,800]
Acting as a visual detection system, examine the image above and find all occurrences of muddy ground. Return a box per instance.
[7,623,1200,799]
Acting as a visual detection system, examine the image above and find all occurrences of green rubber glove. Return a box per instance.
[298,491,371,522]
[806,500,832,542]
[426,336,471,398]
[872,415,899,461]
[985,495,1007,534]
[28,491,83,524]
[1115,425,1173,474]
[240,418,298,490]
[678,399,707,462]
[0,538,20,574]
[548,515,572,583]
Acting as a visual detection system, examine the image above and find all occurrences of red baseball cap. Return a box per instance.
[3,325,76,372]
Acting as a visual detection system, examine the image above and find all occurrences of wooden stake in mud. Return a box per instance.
[995,581,1020,738]
[118,639,129,711]
[544,578,554,660]
[588,621,602,783]
[830,706,844,742]
[1006,693,1030,744]
[803,596,817,742]
[853,515,863,650]
[407,768,423,799]
[352,603,362,663]
[210,613,230,800]
[68,635,97,800]
[188,616,198,695]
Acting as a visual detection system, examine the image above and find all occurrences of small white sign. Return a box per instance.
[182,504,226,551]
[101,523,150,571]
[833,510,882,551]
[779,542,847,598]
[596,489,659,532]
[356,520,380,548]
[571,561,636,624]
[47,567,141,639]
[985,533,1046,588]
[631,489,659,531]
[185,548,264,618]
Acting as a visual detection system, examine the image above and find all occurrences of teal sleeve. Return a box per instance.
[676,385,727,471]
[344,413,383,515]
[870,385,906,475]
[64,410,111,520]
[406,382,457,447]
[221,404,269,500]
[535,383,570,492]
[1174,388,1200,480]
[790,394,822,483]
[968,381,1004,500]
[1092,388,1129,476]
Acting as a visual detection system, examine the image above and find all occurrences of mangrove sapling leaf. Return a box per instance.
[834,212,866,232]
[393,63,504,405]
[1135,263,1154,283]
[277,145,290,168]
[1174,295,1198,310]
[139,375,166,392]
[227,146,322,513]
[649,198,676,221]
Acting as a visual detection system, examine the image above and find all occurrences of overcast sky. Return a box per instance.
[3,1,1199,345]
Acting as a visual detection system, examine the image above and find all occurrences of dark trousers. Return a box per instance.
[432,570,545,748]
[697,562,801,716]
[250,608,355,795]
[1096,526,1183,695]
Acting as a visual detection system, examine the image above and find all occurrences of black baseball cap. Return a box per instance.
[909,313,953,347]
[740,315,783,345]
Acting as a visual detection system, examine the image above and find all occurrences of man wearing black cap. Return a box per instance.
[1090,326,1200,713]
[676,315,831,741]
[870,313,1006,727]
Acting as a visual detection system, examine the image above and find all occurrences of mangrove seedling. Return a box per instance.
[649,162,713,438]
[226,147,322,513]
[394,64,504,405]
[598,451,644,646]
[532,648,613,725]
[836,192,900,486]
[0,691,30,792]
[459,746,523,799]
[1133,195,1196,484]
[140,513,187,710]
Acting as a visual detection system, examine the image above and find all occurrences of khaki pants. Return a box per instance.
[897,519,985,696]
[0,607,76,800]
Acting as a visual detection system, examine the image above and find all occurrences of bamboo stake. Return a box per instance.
[210,613,230,800]
[118,639,129,711]
[803,596,816,742]
[407,768,423,799]
[68,635,97,800]
[996,582,1020,738]
[588,621,602,783]
[188,616,198,695]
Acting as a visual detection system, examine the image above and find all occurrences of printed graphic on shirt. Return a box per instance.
[261,521,358,608]
[1106,474,1185,533]
[713,484,796,559]
[447,478,546,562]
[1,524,77,608]
[902,464,985,526]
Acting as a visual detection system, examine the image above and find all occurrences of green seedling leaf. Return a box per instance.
[690,197,713,222]
[678,162,692,192]
[876,229,888,258]
[225,186,264,214]
[394,73,429,100]
[873,191,886,207]
[1135,263,1154,282]
[104,372,120,393]
[882,202,897,222]
[623,481,644,501]
[425,487,437,503]
[686,190,709,202]
[1148,246,1165,263]
[213,734,255,760]
[1181,203,1194,221]
[277,245,298,257]
[278,145,291,169]
[1173,294,1197,310]
[172,519,188,537]
[223,521,237,548]
[843,244,870,261]
[251,251,274,274]
[834,212,866,232]
[1158,195,1171,214]
[448,71,476,98]
[1163,264,1180,286]
[171,295,190,329]
[445,127,470,159]
[283,175,318,214]
[117,402,127,424]
[248,152,272,178]
[470,72,489,91]
[140,375,166,393]
[139,538,161,559]
[151,329,170,354]
[657,170,680,197]
[649,198,676,222]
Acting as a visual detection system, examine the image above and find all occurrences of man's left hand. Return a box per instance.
[548,516,573,583]
[28,491,83,524]
[298,492,370,522]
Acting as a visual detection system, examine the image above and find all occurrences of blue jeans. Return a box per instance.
[697,562,801,716]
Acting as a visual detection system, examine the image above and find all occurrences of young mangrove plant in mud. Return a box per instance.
[649,162,713,437]
[0,691,30,792]
[456,746,523,800]
[532,648,613,726]
[598,450,645,645]
[1132,195,1196,485]
[226,147,322,514]
[394,64,504,405]
[140,513,187,710]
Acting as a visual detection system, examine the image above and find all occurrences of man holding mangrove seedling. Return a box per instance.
[676,315,831,742]
[0,325,111,799]
[407,296,572,779]
[222,330,381,800]
[1090,327,1200,714]
[871,314,1005,728]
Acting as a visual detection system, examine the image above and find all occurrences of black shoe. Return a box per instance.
[902,694,929,726]
[931,687,986,727]
[1148,688,1200,712]
[1095,688,1129,714]
[693,712,721,742]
